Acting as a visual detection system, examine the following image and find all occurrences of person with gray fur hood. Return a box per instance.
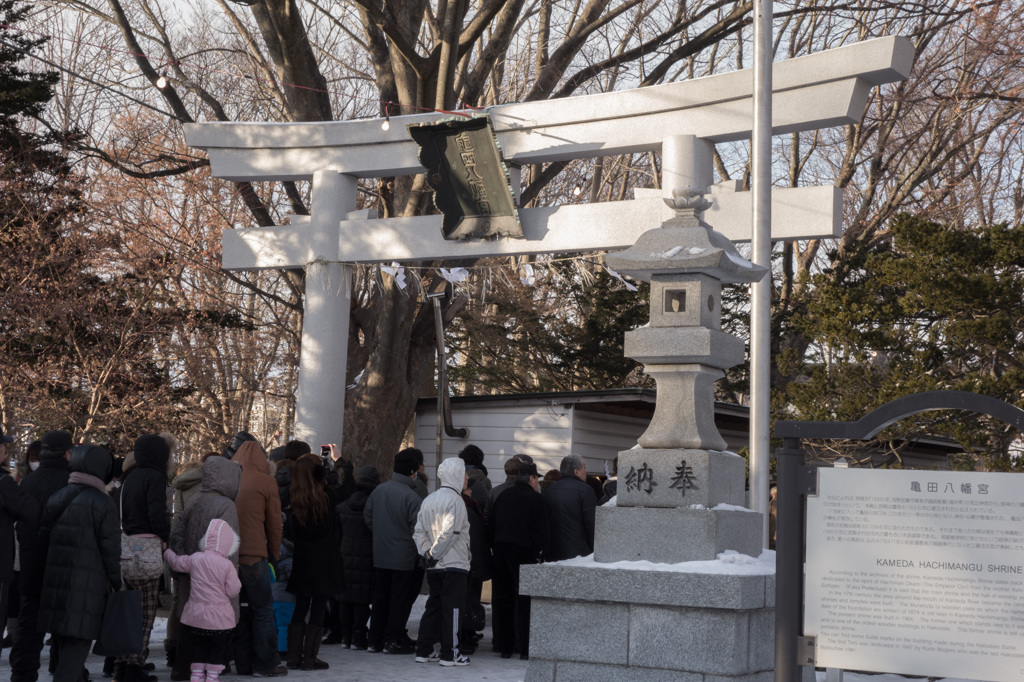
[412,457,471,667]
[167,456,242,681]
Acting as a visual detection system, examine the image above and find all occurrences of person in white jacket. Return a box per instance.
[412,457,472,667]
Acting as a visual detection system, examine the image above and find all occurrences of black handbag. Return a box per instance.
[92,589,144,657]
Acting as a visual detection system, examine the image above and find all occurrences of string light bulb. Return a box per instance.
[381,115,390,131]
[573,184,582,196]
[156,73,168,89]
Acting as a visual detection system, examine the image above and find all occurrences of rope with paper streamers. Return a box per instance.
[329,253,640,303]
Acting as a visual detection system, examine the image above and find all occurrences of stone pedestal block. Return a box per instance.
[617,448,746,508]
[594,506,762,564]
[520,562,813,682]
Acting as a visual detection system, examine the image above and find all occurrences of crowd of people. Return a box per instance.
[0,425,607,680]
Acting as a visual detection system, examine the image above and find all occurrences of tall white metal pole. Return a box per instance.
[750,0,773,547]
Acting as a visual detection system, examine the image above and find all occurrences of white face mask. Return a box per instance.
[28,461,40,471]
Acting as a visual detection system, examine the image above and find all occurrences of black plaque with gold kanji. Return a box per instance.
[408,115,522,240]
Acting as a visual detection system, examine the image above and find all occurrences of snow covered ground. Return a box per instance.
[0,593,983,682]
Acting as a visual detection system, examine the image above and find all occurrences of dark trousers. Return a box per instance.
[0,580,9,644]
[339,601,369,647]
[7,572,19,619]
[404,565,424,634]
[415,571,467,661]
[238,559,280,674]
[52,636,92,682]
[461,577,484,639]
[492,544,533,657]
[231,603,255,675]
[9,590,46,682]
[323,598,340,634]
[290,595,326,627]
[369,568,415,648]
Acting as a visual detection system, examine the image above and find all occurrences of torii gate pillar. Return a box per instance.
[292,170,354,445]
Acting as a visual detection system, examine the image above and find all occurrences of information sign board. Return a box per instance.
[805,468,1024,681]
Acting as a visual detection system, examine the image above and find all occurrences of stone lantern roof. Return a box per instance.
[605,189,768,284]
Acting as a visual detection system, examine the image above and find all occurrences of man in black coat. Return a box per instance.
[10,429,73,682]
[0,428,38,659]
[544,454,597,562]
[483,454,532,525]
[487,462,547,660]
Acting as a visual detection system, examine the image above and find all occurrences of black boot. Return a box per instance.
[165,640,177,669]
[300,627,328,671]
[286,624,304,670]
[122,664,151,682]
[321,629,343,645]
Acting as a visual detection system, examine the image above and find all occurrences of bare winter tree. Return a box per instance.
[19,0,1020,471]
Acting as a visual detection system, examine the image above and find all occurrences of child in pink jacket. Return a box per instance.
[164,518,242,682]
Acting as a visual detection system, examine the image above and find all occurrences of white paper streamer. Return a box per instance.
[604,265,638,291]
[439,267,470,284]
[520,262,536,286]
[381,262,407,290]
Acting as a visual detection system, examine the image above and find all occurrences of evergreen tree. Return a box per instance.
[787,214,1024,468]
[0,0,83,431]
[449,259,651,394]
[0,2,182,446]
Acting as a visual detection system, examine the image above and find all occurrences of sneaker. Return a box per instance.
[414,652,441,664]
[365,645,380,653]
[439,655,470,667]
[382,640,414,655]
[252,665,289,677]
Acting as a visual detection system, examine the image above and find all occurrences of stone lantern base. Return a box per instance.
[519,446,815,682]
[521,561,811,682]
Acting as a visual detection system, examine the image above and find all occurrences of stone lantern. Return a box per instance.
[519,184,793,682]
[593,187,768,562]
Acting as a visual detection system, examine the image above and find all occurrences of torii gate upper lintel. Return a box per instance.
[183,35,914,449]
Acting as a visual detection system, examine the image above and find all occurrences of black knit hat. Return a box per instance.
[356,465,380,489]
[393,448,422,476]
[41,430,73,457]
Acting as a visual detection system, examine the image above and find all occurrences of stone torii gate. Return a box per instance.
[184,35,913,451]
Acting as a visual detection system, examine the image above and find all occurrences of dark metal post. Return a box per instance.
[429,291,468,483]
[775,437,805,682]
